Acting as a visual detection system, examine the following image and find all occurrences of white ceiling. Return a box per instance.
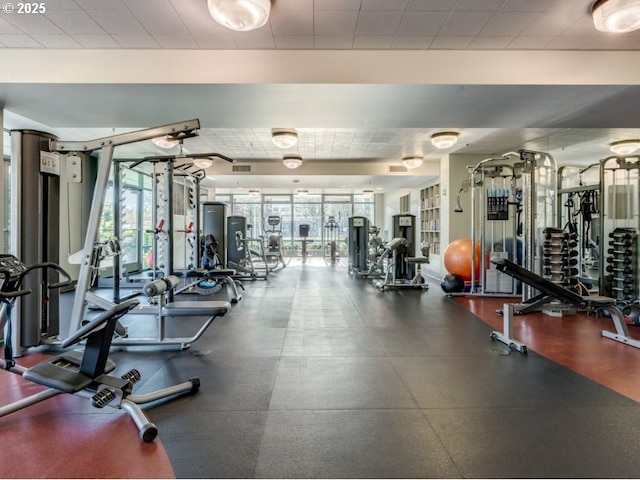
[2,0,640,193]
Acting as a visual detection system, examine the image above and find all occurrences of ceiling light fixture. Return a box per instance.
[610,139,640,155]
[152,136,179,149]
[207,0,270,32]
[402,156,423,169]
[193,158,213,169]
[592,0,640,33]
[283,155,303,169]
[431,132,459,149]
[272,129,298,149]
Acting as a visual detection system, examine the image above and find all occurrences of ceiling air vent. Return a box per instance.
[232,165,252,173]
[389,165,409,174]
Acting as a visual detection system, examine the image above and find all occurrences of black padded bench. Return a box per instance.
[490,257,639,351]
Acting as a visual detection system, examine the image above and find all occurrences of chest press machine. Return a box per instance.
[490,257,637,354]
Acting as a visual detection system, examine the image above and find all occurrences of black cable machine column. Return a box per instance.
[392,214,416,280]
[10,130,60,349]
[202,201,227,267]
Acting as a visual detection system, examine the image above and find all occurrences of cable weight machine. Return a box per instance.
[466,149,557,298]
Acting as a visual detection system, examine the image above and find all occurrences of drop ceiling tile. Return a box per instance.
[429,35,473,49]
[43,0,82,8]
[232,33,275,49]
[152,34,197,48]
[314,0,362,11]
[391,35,434,48]
[314,35,354,48]
[0,34,43,47]
[398,11,449,35]
[271,9,312,35]
[275,35,314,48]
[407,0,455,10]
[562,16,607,36]
[192,31,236,48]
[467,35,514,49]
[546,0,590,12]
[31,33,82,48]
[361,0,409,10]
[86,9,147,35]
[45,9,106,34]
[356,11,404,36]
[501,0,554,12]
[454,0,504,10]
[125,0,190,35]
[520,11,583,36]
[3,14,64,34]
[479,11,538,36]
[547,35,640,50]
[273,0,313,10]
[314,11,358,36]
[439,11,494,36]
[74,0,127,9]
[111,33,158,47]
[505,35,552,49]
[72,33,121,47]
[0,18,21,34]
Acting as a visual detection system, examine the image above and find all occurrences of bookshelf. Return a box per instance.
[420,183,441,257]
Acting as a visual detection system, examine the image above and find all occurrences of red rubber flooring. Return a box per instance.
[457,296,640,403]
[0,352,175,479]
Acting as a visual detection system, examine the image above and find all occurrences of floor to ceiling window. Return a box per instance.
[218,193,373,259]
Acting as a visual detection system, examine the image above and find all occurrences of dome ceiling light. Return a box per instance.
[402,156,423,169]
[272,129,298,149]
[193,158,213,169]
[152,136,179,149]
[431,132,459,149]
[283,155,303,169]
[610,139,640,155]
[592,0,640,33]
[207,0,270,32]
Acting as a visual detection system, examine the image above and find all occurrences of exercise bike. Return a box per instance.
[0,254,204,442]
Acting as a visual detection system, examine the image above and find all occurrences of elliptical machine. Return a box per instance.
[263,216,286,271]
[324,214,342,264]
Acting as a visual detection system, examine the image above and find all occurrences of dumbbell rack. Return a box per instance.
[605,228,638,301]
[543,227,579,288]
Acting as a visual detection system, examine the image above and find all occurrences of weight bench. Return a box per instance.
[490,257,639,352]
[0,300,200,442]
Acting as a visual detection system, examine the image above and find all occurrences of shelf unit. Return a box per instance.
[420,183,441,256]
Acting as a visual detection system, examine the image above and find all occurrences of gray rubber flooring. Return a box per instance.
[109,258,640,478]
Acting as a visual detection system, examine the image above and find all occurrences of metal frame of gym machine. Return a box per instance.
[51,119,235,348]
[556,163,601,285]
[598,154,640,302]
[468,149,557,298]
